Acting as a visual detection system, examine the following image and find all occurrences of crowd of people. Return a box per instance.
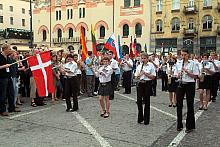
[0,43,220,133]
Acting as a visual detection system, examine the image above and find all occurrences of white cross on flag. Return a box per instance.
[27,51,54,97]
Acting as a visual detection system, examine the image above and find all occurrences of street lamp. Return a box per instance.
[30,0,33,50]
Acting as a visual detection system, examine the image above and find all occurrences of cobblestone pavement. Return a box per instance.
[0,81,219,147]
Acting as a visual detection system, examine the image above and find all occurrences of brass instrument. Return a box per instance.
[168,64,173,85]
[88,56,95,68]
[135,62,144,82]
[178,61,184,88]
[200,61,206,82]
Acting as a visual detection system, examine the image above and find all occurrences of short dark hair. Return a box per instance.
[88,51,92,56]
[141,52,149,58]
[12,46,17,51]
[202,53,209,57]
[66,54,73,59]
[73,53,78,58]
[108,51,113,55]
[181,48,189,54]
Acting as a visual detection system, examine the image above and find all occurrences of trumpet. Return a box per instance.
[178,60,184,88]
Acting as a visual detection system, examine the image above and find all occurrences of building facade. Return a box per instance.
[151,0,220,55]
[33,0,151,53]
[0,0,33,51]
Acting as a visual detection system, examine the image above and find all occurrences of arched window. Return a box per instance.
[134,0,141,7]
[100,26,105,38]
[69,28,73,38]
[57,29,62,42]
[123,24,129,37]
[124,0,131,8]
[203,15,212,30]
[171,17,180,31]
[156,20,163,32]
[42,30,47,41]
[135,23,142,37]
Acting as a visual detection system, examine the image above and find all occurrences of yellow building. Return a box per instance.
[33,0,151,53]
[0,0,34,51]
[151,0,220,55]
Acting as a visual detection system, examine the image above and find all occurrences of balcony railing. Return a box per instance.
[183,5,197,14]
[52,37,80,44]
[217,26,220,36]
[217,3,220,12]
[183,28,196,36]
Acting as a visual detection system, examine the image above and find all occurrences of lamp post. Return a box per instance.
[30,0,33,50]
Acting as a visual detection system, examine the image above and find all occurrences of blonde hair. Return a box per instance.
[1,43,10,51]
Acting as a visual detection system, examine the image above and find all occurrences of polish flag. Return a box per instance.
[27,51,54,97]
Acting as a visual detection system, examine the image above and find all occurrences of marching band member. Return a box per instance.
[198,54,215,110]
[166,57,177,107]
[135,53,156,125]
[61,54,79,112]
[150,54,159,96]
[210,52,220,102]
[160,57,168,91]
[121,53,133,94]
[97,57,113,118]
[108,51,119,100]
[174,49,199,133]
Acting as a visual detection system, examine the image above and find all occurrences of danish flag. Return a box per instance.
[27,51,54,97]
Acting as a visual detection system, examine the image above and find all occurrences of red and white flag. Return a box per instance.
[27,51,54,97]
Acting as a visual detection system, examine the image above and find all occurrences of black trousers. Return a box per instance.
[109,72,116,100]
[123,71,132,94]
[77,74,81,96]
[64,76,78,110]
[211,72,220,100]
[176,82,195,130]
[136,81,152,124]
[161,71,168,91]
[94,77,100,93]
[152,74,157,95]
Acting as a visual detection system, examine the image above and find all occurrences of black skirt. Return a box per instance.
[168,77,177,92]
[199,75,212,89]
[98,82,112,96]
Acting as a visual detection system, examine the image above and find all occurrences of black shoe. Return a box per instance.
[88,95,93,97]
[199,106,203,110]
[173,105,176,108]
[138,119,143,124]
[212,99,216,102]
[144,122,149,125]
[185,129,193,133]
[66,109,71,112]
[169,104,172,107]
[100,110,106,117]
[71,108,79,112]
[177,128,183,131]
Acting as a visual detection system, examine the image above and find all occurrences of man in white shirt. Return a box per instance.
[121,53,133,94]
[210,52,220,102]
[150,54,159,96]
[108,51,119,100]
[174,49,199,133]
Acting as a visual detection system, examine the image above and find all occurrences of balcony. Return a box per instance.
[183,5,197,14]
[217,3,220,12]
[183,28,197,36]
[217,26,220,36]
[52,37,80,44]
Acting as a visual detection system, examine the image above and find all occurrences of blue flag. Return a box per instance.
[118,35,123,61]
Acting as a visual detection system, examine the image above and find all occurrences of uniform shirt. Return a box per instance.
[152,58,160,71]
[110,58,119,72]
[98,65,113,83]
[63,61,78,77]
[0,53,10,78]
[166,63,176,77]
[121,58,133,71]
[174,60,199,83]
[85,57,95,76]
[198,61,215,75]
[135,62,156,81]
[213,60,220,72]
[161,63,167,72]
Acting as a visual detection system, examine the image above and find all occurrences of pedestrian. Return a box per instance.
[135,53,156,125]
[61,54,79,112]
[97,57,113,118]
[174,49,199,133]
